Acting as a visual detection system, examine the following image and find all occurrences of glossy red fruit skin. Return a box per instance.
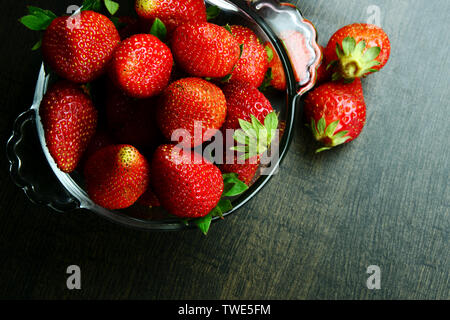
[157,78,227,148]
[84,145,150,210]
[325,23,391,76]
[265,42,287,91]
[109,34,173,98]
[79,130,113,169]
[151,144,224,219]
[40,81,98,173]
[220,155,260,186]
[171,22,241,78]
[135,0,207,33]
[222,82,274,131]
[42,11,120,83]
[230,25,268,87]
[304,82,366,145]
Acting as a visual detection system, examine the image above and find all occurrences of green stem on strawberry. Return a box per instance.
[231,112,279,160]
[329,37,381,81]
[192,173,249,235]
[206,5,220,21]
[20,0,120,44]
[150,18,167,41]
[310,117,352,153]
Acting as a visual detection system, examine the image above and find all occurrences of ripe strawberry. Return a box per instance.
[135,0,207,33]
[222,82,273,131]
[325,23,391,81]
[303,81,366,152]
[265,42,286,91]
[151,144,224,218]
[109,34,173,98]
[220,155,260,186]
[171,22,241,78]
[41,11,120,83]
[157,78,227,147]
[40,81,98,173]
[84,145,150,210]
[229,25,269,87]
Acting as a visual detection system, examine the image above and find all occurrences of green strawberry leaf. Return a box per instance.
[224,24,233,35]
[82,0,102,12]
[191,174,248,235]
[150,18,167,41]
[193,213,213,235]
[223,173,249,197]
[259,68,273,92]
[104,0,119,15]
[20,6,56,31]
[31,38,42,51]
[265,44,274,63]
[206,6,220,21]
[233,112,279,160]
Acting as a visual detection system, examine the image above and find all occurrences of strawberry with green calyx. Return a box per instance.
[325,23,391,81]
[263,42,286,91]
[222,81,274,132]
[21,8,120,83]
[40,81,98,173]
[304,81,367,153]
[84,145,150,210]
[192,173,249,235]
[220,155,260,186]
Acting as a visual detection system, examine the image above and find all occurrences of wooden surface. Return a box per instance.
[0,0,448,300]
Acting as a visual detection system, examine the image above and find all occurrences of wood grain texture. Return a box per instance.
[0,0,448,300]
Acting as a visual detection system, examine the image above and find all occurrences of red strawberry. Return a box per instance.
[84,145,150,210]
[171,22,241,78]
[325,23,391,81]
[135,0,207,33]
[304,82,367,152]
[220,155,260,186]
[157,78,227,147]
[109,34,173,98]
[265,42,287,91]
[151,144,224,218]
[222,82,273,131]
[42,11,120,83]
[40,81,98,173]
[229,25,269,87]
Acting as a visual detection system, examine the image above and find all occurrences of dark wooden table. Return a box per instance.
[0,0,448,300]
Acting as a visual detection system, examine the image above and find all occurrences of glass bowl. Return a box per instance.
[7,0,321,231]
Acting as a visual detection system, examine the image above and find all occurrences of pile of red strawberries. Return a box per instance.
[21,0,390,233]
[21,0,285,233]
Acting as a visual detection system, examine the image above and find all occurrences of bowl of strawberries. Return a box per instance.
[8,0,321,234]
